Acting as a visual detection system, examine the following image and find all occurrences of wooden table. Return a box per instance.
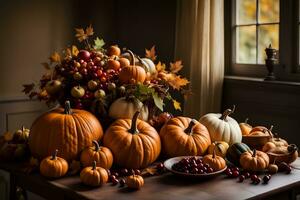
[2,159,300,200]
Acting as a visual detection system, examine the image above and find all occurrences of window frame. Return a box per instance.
[225,0,300,81]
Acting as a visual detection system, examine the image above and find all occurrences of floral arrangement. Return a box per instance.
[22,25,190,126]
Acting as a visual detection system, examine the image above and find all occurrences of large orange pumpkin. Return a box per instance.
[29,101,103,161]
[119,50,146,84]
[103,111,161,169]
[159,117,211,157]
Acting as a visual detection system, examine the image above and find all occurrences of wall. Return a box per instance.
[222,76,300,147]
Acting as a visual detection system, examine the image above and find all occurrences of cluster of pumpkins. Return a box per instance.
[27,102,298,187]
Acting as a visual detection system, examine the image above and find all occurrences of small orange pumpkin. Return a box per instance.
[159,118,211,157]
[240,149,269,171]
[40,149,68,178]
[207,141,229,158]
[103,111,161,169]
[249,125,273,136]
[119,50,146,84]
[80,161,109,187]
[239,118,252,136]
[126,175,144,189]
[80,140,113,169]
[203,149,226,171]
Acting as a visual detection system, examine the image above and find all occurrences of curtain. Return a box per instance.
[175,0,224,119]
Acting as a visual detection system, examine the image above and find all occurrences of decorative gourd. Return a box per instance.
[249,125,273,136]
[262,133,288,152]
[108,96,149,121]
[207,141,229,158]
[266,144,298,164]
[80,161,109,187]
[137,57,157,74]
[159,117,211,157]
[29,101,103,161]
[226,142,251,166]
[203,149,226,171]
[199,105,242,145]
[103,111,161,169]
[239,118,252,136]
[240,149,269,171]
[80,140,113,169]
[40,149,68,178]
[268,163,278,174]
[126,175,144,189]
[13,126,30,142]
[119,50,146,84]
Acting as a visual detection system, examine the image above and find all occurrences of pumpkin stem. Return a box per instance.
[92,140,100,151]
[21,125,25,132]
[129,111,140,134]
[212,147,216,159]
[252,149,257,157]
[184,119,197,135]
[220,105,235,121]
[137,56,148,71]
[92,161,97,170]
[51,149,58,160]
[245,118,249,124]
[126,49,135,67]
[64,101,72,114]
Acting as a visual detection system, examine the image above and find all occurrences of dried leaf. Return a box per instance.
[3,131,13,142]
[41,62,51,70]
[170,60,183,73]
[156,62,166,72]
[167,74,189,90]
[145,46,157,61]
[69,160,81,175]
[152,92,164,111]
[22,83,35,94]
[93,37,105,50]
[72,45,79,56]
[75,28,87,42]
[65,48,72,57]
[141,167,158,176]
[85,24,94,37]
[172,99,182,111]
[49,52,61,63]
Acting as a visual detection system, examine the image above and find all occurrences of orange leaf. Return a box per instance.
[145,46,157,61]
[65,48,72,57]
[172,99,182,111]
[49,52,61,63]
[156,61,166,72]
[167,74,189,90]
[85,24,94,37]
[141,167,158,176]
[75,28,87,42]
[170,60,183,73]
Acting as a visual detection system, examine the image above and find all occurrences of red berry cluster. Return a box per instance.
[172,157,215,174]
[107,168,141,187]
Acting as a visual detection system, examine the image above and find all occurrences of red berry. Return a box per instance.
[263,175,270,184]
[250,174,258,181]
[243,172,251,179]
[100,76,107,83]
[111,178,119,186]
[207,167,214,173]
[78,50,91,61]
[134,169,141,175]
[238,175,245,182]
[156,163,164,170]
[232,170,240,178]
[119,179,126,187]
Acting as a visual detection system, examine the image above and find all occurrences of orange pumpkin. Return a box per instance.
[239,118,252,136]
[80,161,109,187]
[80,140,113,169]
[262,133,288,152]
[40,149,68,178]
[249,125,273,136]
[126,175,144,189]
[103,111,161,169]
[203,149,226,171]
[159,117,211,157]
[119,50,146,84]
[29,101,103,161]
[240,149,269,171]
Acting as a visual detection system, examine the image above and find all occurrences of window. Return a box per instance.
[225,0,300,80]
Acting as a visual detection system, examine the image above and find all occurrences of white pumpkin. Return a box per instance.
[108,97,149,121]
[199,105,242,145]
[138,57,157,74]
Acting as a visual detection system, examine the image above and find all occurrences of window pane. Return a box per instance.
[236,0,256,25]
[236,26,256,64]
[258,24,279,64]
[259,0,279,23]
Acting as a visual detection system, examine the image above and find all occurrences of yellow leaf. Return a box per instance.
[173,99,182,111]
[167,74,189,90]
[156,61,166,72]
[85,24,94,37]
[75,28,87,42]
[49,52,61,63]
[145,45,157,61]
[3,131,13,142]
[170,60,183,73]
[72,45,79,56]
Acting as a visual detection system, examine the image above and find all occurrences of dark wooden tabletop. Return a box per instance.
[1,158,300,200]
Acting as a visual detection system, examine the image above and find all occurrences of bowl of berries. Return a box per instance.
[164,156,227,178]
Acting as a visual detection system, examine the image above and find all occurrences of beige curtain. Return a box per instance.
[175,0,224,119]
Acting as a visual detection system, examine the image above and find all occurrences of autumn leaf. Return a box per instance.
[167,74,189,90]
[156,61,166,72]
[3,131,13,142]
[93,37,105,50]
[69,160,81,175]
[152,92,164,111]
[170,60,183,73]
[141,167,158,176]
[85,24,94,37]
[72,45,79,56]
[75,27,87,42]
[145,46,157,61]
[65,48,72,57]
[22,83,35,94]
[173,99,182,111]
[49,52,61,63]
[41,62,51,70]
